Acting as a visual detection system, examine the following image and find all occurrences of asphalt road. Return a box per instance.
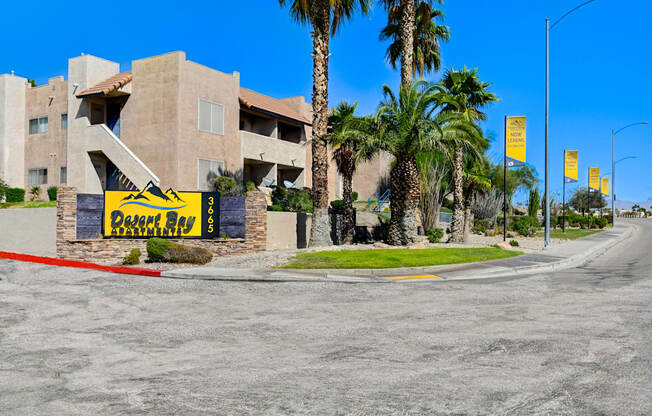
[1,219,651,415]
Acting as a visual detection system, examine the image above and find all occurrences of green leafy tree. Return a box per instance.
[489,164,538,213]
[327,101,377,243]
[380,2,449,77]
[436,67,498,242]
[279,0,370,246]
[568,187,607,215]
[373,80,483,245]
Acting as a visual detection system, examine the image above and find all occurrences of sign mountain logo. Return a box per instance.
[119,181,187,210]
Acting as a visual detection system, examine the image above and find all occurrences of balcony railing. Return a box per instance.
[240,130,306,168]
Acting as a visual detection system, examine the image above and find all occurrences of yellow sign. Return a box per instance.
[601,177,609,196]
[589,168,600,191]
[103,181,220,238]
[505,116,527,167]
[564,150,578,183]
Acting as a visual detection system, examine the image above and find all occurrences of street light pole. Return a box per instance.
[611,122,649,227]
[544,0,596,249]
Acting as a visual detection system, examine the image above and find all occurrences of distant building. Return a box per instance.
[0,51,389,200]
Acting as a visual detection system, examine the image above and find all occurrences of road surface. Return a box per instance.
[1,219,651,415]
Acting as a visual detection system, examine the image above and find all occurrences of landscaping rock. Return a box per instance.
[373,242,391,249]
[408,241,430,249]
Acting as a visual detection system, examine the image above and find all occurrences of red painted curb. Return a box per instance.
[0,251,162,277]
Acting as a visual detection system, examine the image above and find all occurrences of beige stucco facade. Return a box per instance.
[0,51,388,201]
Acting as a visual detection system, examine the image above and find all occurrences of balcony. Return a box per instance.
[240,130,306,168]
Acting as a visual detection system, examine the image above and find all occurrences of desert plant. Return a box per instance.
[425,227,444,243]
[527,188,541,217]
[509,239,519,247]
[146,238,171,262]
[271,186,312,213]
[245,181,257,192]
[418,154,448,230]
[352,192,359,201]
[0,178,7,201]
[5,187,25,203]
[29,186,41,201]
[47,186,58,201]
[122,248,141,265]
[472,189,503,223]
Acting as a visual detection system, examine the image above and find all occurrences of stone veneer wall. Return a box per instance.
[56,187,267,263]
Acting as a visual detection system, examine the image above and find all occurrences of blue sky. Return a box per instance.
[2,0,650,203]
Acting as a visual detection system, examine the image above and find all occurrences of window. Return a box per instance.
[198,99,224,135]
[29,117,48,134]
[60,166,67,184]
[28,168,48,185]
[61,114,67,130]
[197,158,224,191]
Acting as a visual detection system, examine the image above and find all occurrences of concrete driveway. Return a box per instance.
[1,219,651,415]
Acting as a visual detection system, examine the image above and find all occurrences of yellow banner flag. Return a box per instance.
[505,116,526,168]
[564,150,578,183]
[601,177,609,196]
[589,168,600,191]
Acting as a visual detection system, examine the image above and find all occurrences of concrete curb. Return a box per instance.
[161,224,635,283]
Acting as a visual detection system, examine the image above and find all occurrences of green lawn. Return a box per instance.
[535,229,602,240]
[0,201,57,209]
[281,247,522,269]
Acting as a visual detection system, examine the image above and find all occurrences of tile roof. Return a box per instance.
[239,88,311,125]
[76,72,133,98]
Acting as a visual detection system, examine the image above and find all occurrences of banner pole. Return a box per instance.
[504,116,507,242]
[562,150,566,233]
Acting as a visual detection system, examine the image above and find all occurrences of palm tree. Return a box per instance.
[380,1,444,87]
[279,0,370,247]
[436,67,498,242]
[327,101,377,243]
[380,3,450,77]
[373,80,483,245]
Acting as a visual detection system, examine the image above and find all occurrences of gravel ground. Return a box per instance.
[0,219,650,415]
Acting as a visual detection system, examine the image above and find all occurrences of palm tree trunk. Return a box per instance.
[342,171,354,244]
[399,0,415,87]
[463,186,474,242]
[308,1,332,247]
[388,156,420,245]
[450,147,464,243]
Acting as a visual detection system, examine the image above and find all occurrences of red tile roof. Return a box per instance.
[76,72,133,98]
[239,88,311,125]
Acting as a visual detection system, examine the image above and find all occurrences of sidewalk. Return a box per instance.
[161,223,635,283]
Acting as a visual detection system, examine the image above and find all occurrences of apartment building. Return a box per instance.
[0,51,389,200]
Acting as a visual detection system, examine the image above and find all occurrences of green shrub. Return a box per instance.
[330,199,344,213]
[352,192,359,201]
[268,204,283,212]
[271,186,312,213]
[593,217,608,229]
[472,219,492,235]
[212,176,242,196]
[122,248,141,265]
[47,186,58,201]
[146,238,171,262]
[509,216,540,237]
[425,227,444,243]
[245,181,256,192]
[146,238,212,264]
[5,187,24,202]
[509,240,520,247]
[443,198,454,211]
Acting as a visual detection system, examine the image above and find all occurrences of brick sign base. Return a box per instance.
[56,187,267,264]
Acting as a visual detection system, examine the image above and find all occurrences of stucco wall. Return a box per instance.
[0,74,26,188]
[353,151,393,200]
[24,76,69,193]
[266,211,311,250]
[0,207,56,256]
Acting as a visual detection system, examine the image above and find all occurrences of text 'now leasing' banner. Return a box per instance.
[505,116,526,168]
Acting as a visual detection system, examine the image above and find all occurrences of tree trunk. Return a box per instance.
[399,0,415,88]
[308,2,332,247]
[450,147,465,243]
[342,171,354,244]
[387,156,420,245]
[463,189,473,243]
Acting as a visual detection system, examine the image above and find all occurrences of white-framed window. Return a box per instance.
[61,114,67,130]
[28,168,48,185]
[29,117,48,134]
[198,99,224,135]
[60,166,67,184]
[197,158,225,191]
